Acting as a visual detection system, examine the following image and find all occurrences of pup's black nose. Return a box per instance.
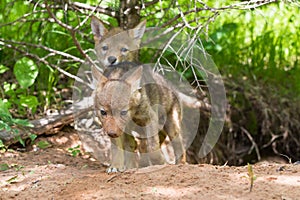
[107,132,118,138]
[108,56,117,65]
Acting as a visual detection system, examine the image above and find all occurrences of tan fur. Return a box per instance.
[91,16,202,109]
[90,16,200,171]
[91,16,146,67]
[93,64,186,172]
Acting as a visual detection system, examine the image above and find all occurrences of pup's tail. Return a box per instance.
[177,92,210,110]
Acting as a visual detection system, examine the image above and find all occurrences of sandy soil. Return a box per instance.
[0,131,299,200]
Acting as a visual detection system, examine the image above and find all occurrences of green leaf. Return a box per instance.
[13,57,39,88]
[37,141,51,149]
[16,135,25,147]
[12,164,24,171]
[12,118,33,127]
[0,140,5,149]
[0,121,12,131]
[71,149,80,157]
[0,163,10,171]
[2,82,17,94]
[68,145,81,157]
[0,99,10,115]
[0,65,9,74]
[0,112,14,130]
[29,134,37,143]
[19,95,39,113]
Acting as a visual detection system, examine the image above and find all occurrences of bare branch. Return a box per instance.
[0,39,85,64]
[0,10,49,28]
[70,2,118,18]
[143,0,160,7]
[1,41,90,88]
[45,2,73,31]
[44,2,99,71]
[150,0,278,30]
[213,0,279,10]
[241,127,261,161]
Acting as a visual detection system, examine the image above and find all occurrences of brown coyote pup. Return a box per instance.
[90,16,202,109]
[91,16,146,67]
[92,63,186,172]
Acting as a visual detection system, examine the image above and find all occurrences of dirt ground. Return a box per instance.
[0,130,299,200]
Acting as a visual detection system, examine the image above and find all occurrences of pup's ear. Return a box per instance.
[92,66,108,87]
[129,20,146,40]
[126,66,143,93]
[91,16,108,43]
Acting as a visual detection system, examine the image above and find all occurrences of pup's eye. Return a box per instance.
[100,109,107,116]
[102,46,108,51]
[121,47,128,52]
[120,110,128,116]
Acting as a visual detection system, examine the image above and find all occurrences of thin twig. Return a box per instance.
[1,42,91,88]
[241,127,261,161]
[71,2,118,18]
[44,2,99,71]
[0,39,85,64]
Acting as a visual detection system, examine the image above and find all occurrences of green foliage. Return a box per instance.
[0,99,33,129]
[19,95,39,114]
[0,65,9,74]
[0,163,25,172]
[1,57,39,114]
[247,163,256,192]
[13,57,38,89]
[204,2,300,164]
[0,98,33,147]
[0,1,299,164]
[12,164,24,171]
[68,145,81,157]
[1,0,297,119]
[202,2,300,97]
[29,134,37,145]
[0,140,5,150]
[0,163,10,171]
[0,1,89,114]
[36,140,51,149]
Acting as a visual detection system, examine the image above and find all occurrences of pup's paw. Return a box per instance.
[106,167,125,174]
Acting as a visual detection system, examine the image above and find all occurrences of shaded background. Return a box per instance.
[0,0,299,165]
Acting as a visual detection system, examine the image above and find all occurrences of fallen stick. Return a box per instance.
[0,106,93,146]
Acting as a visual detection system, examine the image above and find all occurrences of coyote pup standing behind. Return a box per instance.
[90,16,202,109]
[93,64,186,172]
[91,16,146,67]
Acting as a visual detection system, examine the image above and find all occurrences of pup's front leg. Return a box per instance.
[147,134,166,165]
[138,132,165,167]
[123,134,138,169]
[164,119,186,164]
[107,137,125,173]
[138,138,151,167]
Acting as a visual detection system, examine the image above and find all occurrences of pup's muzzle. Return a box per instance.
[107,131,119,138]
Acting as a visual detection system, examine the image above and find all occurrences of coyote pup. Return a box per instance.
[90,16,202,109]
[93,63,186,172]
[91,16,146,67]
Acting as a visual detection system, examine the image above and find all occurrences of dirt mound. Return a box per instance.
[1,131,299,200]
